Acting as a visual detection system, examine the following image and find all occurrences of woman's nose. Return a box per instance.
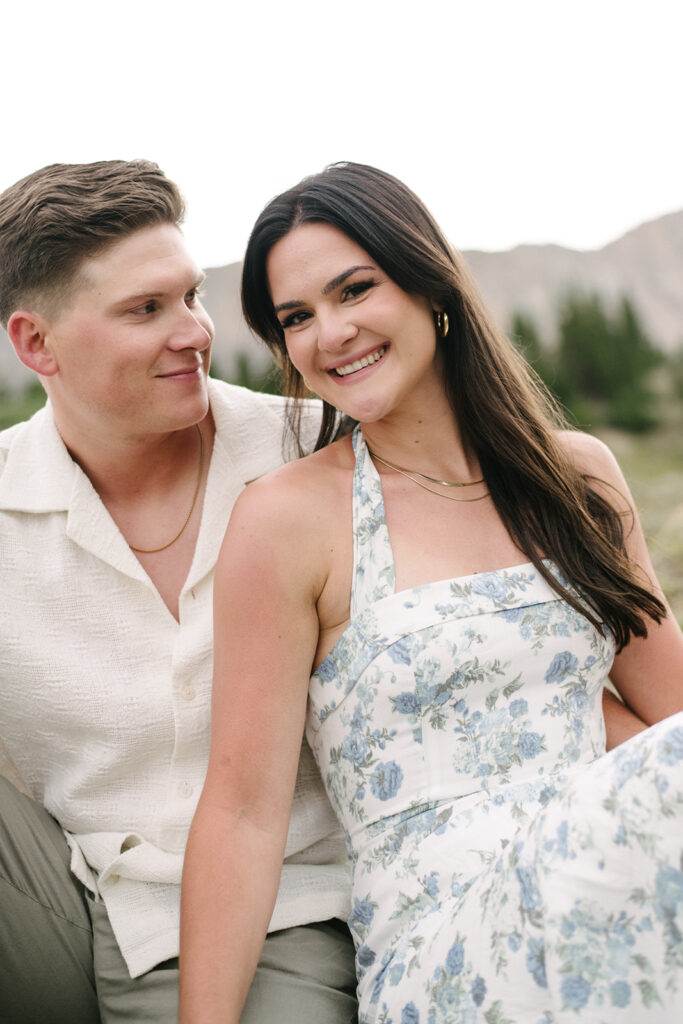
[316,309,358,352]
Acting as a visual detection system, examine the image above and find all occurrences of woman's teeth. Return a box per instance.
[334,346,386,377]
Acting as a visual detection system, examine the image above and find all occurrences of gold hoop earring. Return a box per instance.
[436,311,450,338]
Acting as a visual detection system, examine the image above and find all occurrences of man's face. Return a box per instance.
[42,223,214,444]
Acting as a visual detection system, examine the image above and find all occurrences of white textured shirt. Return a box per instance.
[0,379,350,978]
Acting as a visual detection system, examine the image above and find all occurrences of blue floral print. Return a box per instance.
[305,427,683,1022]
[526,937,548,988]
[370,761,404,801]
[446,941,465,975]
[561,974,591,1009]
[544,651,579,684]
[658,726,683,765]
[610,980,632,1007]
[471,974,487,1006]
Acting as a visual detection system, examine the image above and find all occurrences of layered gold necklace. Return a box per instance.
[367,447,490,503]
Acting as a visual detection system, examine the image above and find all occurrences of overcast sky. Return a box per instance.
[2,0,682,269]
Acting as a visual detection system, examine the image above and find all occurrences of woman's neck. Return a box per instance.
[359,406,481,486]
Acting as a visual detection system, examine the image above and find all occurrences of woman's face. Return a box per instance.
[266,221,444,423]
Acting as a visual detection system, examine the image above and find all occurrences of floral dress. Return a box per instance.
[305,426,683,1023]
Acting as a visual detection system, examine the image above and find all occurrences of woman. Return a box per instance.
[180,163,683,1022]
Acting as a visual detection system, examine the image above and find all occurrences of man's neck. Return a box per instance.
[58,412,216,620]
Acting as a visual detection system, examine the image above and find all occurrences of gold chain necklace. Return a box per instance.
[372,455,484,488]
[367,447,490,503]
[129,424,204,553]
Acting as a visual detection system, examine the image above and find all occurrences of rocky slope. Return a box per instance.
[2,209,681,393]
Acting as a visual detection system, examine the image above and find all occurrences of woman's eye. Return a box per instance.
[186,288,204,305]
[341,279,374,302]
[280,310,310,330]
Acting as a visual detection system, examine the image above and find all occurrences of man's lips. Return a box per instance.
[156,365,202,378]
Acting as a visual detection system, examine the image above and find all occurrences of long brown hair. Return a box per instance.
[241,161,665,650]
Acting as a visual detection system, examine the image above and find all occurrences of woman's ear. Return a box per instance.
[6,310,59,376]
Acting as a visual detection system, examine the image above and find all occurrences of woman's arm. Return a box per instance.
[602,687,648,749]
[179,470,327,1023]
[566,431,683,726]
[610,607,683,725]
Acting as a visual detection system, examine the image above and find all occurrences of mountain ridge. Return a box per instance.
[1,208,681,393]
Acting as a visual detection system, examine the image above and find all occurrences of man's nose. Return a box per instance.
[168,305,214,351]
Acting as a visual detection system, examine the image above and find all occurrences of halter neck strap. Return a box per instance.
[350,425,396,618]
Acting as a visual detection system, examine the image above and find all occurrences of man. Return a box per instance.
[0,160,355,1023]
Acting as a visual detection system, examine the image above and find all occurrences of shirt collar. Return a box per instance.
[0,401,76,512]
[0,381,296,589]
[0,384,254,515]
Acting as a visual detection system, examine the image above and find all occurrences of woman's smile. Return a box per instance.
[328,345,388,379]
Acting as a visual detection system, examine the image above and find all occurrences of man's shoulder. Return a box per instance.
[0,404,71,512]
[209,379,322,468]
[0,411,46,474]
[0,418,28,451]
[209,377,279,403]
[209,378,289,419]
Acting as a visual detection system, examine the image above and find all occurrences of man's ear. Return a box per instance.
[6,310,59,376]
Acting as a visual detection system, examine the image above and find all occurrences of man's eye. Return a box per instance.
[132,301,156,315]
[280,310,310,330]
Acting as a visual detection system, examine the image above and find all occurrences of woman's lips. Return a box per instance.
[329,345,387,378]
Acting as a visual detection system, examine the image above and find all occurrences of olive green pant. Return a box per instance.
[0,777,357,1023]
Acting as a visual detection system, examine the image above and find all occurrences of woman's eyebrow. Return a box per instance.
[273,264,376,314]
[321,265,375,295]
[273,298,304,314]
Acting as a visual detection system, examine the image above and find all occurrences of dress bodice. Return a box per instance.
[306,427,613,848]
[303,426,683,1023]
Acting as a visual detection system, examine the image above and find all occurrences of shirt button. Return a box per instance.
[178,781,193,799]
[108,874,120,885]
[181,685,196,701]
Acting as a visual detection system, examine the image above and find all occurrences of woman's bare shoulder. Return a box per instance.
[556,428,633,511]
[227,434,354,547]
[247,434,352,497]
[557,428,616,471]
[557,428,628,481]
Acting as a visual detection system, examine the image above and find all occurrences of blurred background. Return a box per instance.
[1,0,681,619]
